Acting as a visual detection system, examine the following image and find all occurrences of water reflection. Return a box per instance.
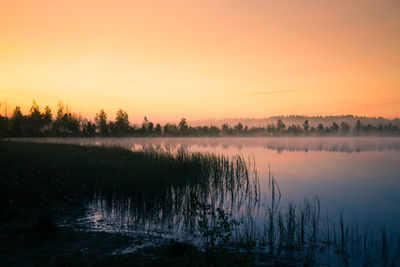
[15,136,400,263]
[13,136,400,153]
[15,137,400,232]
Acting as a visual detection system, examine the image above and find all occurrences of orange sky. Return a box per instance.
[1,0,399,122]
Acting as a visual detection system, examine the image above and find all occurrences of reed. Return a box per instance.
[1,140,399,265]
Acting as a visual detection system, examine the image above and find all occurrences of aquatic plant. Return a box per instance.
[1,141,399,265]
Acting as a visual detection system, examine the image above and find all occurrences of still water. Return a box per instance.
[19,137,400,232]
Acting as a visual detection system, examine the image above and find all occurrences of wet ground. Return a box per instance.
[0,207,259,266]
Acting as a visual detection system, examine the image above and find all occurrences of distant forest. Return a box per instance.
[191,115,400,128]
[0,101,399,137]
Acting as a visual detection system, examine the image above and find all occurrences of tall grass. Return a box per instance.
[1,141,399,265]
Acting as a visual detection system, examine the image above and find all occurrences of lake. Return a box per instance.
[16,136,400,233]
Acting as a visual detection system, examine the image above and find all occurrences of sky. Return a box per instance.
[1,0,399,122]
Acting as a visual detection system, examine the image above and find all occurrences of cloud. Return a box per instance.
[235,89,298,96]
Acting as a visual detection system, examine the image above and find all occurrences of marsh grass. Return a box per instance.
[1,141,399,265]
[0,142,243,205]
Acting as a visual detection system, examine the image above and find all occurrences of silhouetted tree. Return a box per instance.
[52,103,80,135]
[53,101,65,135]
[63,112,80,135]
[27,101,44,135]
[95,109,108,136]
[354,120,363,135]
[303,120,310,135]
[383,123,399,135]
[276,119,286,133]
[87,121,96,136]
[235,123,244,134]
[340,122,350,135]
[108,121,116,135]
[154,123,162,135]
[42,106,52,133]
[266,123,276,135]
[56,101,64,120]
[148,121,154,135]
[222,123,230,135]
[81,119,96,136]
[10,106,24,136]
[140,117,149,135]
[2,99,400,137]
[164,123,178,136]
[317,123,324,135]
[363,123,376,134]
[244,125,249,135]
[0,115,8,137]
[287,124,302,135]
[114,108,130,135]
[248,126,265,136]
[208,125,221,136]
[179,118,188,135]
[330,121,339,134]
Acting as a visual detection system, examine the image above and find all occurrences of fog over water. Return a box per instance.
[16,137,400,232]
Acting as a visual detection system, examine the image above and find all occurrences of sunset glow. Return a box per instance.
[1,0,399,122]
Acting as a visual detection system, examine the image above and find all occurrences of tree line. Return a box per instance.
[0,101,399,138]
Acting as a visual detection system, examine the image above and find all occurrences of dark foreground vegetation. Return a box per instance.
[1,141,399,266]
[0,141,257,265]
[1,101,399,137]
